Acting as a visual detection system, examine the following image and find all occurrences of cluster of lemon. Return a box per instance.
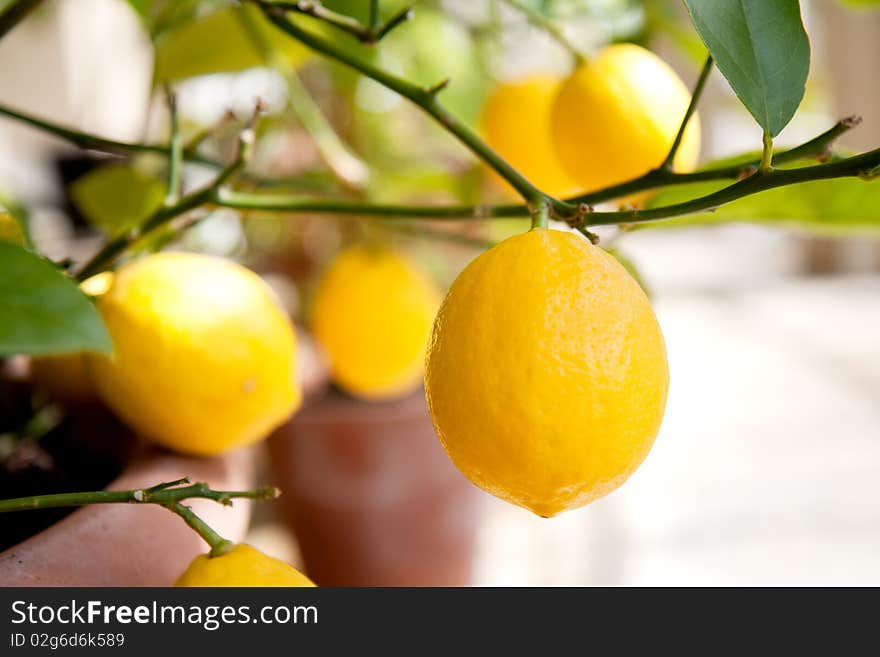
[35,42,689,585]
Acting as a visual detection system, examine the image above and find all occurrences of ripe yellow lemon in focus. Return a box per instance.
[425,229,668,517]
[86,253,300,456]
[175,544,316,587]
[480,76,581,199]
[551,44,700,195]
[311,245,441,400]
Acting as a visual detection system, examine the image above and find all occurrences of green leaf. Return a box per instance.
[153,5,309,83]
[0,242,112,357]
[69,164,165,235]
[683,0,810,137]
[645,159,880,234]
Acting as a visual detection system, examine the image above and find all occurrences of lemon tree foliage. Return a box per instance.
[70,164,165,235]
[0,242,111,357]
[153,5,308,82]
[683,0,809,137]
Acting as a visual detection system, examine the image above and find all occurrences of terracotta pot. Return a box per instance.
[268,388,481,587]
[0,446,255,586]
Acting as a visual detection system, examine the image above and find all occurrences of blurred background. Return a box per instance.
[1,0,879,585]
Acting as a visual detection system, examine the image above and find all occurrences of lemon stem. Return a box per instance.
[163,85,183,206]
[0,480,279,555]
[661,54,712,171]
[531,198,550,230]
[760,130,774,173]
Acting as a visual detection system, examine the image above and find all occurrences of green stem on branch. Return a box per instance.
[164,86,183,205]
[760,130,774,173]
[661,55,712,170]
[0,0,43,39]
[0,479,278,556]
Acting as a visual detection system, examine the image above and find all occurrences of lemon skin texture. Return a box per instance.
[480,76,581,199]
[425,229,668,517]
[311,245,441,401]
[551,43,700,195]
[87,253,300,456]
[175,544,316,587]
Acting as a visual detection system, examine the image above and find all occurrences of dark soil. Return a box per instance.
[0,364,134,552]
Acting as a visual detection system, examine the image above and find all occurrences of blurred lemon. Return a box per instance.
[0,212,25,246]
[425,229,668,517]
[86,253,300,456]
[175,544,315,587]
[480,76,581,199]
[551,44,700,196]
[311,244,441,400]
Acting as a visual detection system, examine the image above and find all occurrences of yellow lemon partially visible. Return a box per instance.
[480,76,581,200]
[310,245,441,400]
[0,212,25,245]
[86,253,300,456]
[175,544,315,587]
[425,229,668,517]
[551,43,700,195]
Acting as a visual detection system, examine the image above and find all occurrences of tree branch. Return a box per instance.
[0,478,279,557]
[499,0,585,65]
[0,0,43,40]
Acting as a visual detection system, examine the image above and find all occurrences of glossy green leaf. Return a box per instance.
[0,242,111,357]
[153,6,309,83]
[69,164,165,235]
[683,0,810,136]
[645,161,880,233]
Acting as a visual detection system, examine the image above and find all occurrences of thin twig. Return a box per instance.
[0,0,44,40]
[661,55,712,170]
[0,479,279,556]
[164,85,183,205]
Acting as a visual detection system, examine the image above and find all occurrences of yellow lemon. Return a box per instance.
[551,43,700,196]
[425,229,668,517]
[310,244,441,400]
[480,76,581,199]
[175,544,315,587]
[86,253,300,456]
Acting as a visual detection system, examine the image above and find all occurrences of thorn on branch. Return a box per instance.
[369,5,414,43]
[425,78,451,97]
[842,115,863,129]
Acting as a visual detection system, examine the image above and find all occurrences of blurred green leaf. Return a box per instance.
[0,242,111,357]
[153,5,309,83]
[69,164,166,235]
[683,0,809,137]
[645,160,880,233]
